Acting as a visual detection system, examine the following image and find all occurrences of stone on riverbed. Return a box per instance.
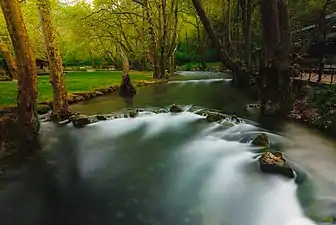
[169,104,182,113]
[252,133,270,147]
[259,152,295,179]
[72,115,90,128]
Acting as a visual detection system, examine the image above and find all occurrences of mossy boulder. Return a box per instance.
[252,133,270,147]
[129,110,138,118]
[169,104,182,113]
[37,104,52,115]
[72,115,90,128]
[206,112,225,122]
[259,152,295,179]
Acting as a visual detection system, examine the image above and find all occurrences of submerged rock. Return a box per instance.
[259,152,295,179]
[72,115,90,128]
[169,104,182,113]
[96,115,107,121]
[252,133,270,147]
[37,104,52,114]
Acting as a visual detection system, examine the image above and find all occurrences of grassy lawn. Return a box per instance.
[0,71,153,107]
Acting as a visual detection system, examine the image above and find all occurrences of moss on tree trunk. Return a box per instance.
[0,0,39,147]
[0,42,18,80]
[38,0,69,121]
[259,0,291,116]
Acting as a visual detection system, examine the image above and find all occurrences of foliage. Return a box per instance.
[0,0,328,69]
[289,85,336,131]
[0,71,153,106]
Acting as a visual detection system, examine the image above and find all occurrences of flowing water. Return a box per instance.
[0,72,336,225]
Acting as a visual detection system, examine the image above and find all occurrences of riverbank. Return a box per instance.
[0,72,166,157]
[289,84,336,136]
[0,71,154,106]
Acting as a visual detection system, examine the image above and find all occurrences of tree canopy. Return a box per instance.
[0,0,332,71]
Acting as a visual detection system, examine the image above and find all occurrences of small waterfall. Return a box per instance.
[69,111,314,225]
[3,109,318,225]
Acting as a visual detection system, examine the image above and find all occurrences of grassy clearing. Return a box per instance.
[0,71,153,107]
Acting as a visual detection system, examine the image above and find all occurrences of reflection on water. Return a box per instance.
[0,72,335,225]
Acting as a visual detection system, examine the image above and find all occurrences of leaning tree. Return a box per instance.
[0,0,39,146]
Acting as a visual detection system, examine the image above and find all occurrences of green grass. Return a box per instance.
[0,71,153,107]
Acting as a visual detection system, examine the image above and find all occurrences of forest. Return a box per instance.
[1,1,336,225]
[0,0,335,150]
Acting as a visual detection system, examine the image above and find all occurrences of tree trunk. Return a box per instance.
[143,0,159,79]
[120,50,136,97]
[227,0,232,44]
[259,0,291,116]
[0,0,39,146]
[191,0,238,73]
[159,0,167,78]
[89,48,95,68]
[166,0,178,74]
[168,54,173,74]
[122,51,130,76]
[37,0,69,121]
[0,42,18,80]
[244,0,253,67]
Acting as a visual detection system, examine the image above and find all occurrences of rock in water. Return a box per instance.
[129,110,137,118]
[96,115,107,121]
[206,112,224,122]
[169,104,182,113]
[72,115,90,128]
[259,152,295,179]
[252,133,270,147]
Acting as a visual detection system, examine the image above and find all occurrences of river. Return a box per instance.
[0,72,335,225]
